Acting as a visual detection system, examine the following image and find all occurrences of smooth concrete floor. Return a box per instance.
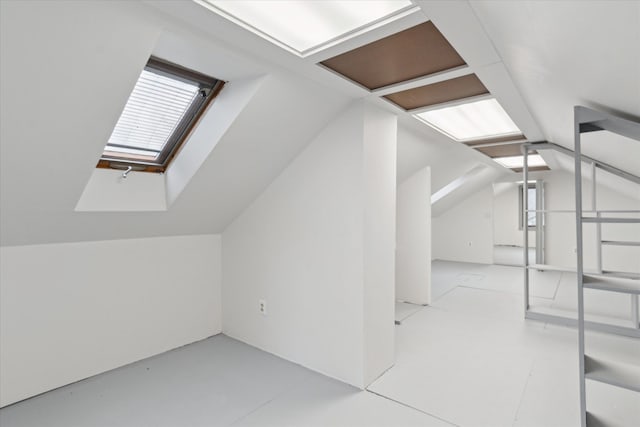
[2,261,638,426]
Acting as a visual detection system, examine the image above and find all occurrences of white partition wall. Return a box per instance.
[396,167,432,305]
[0,235,222,407]
[362,104,397,385]
[432,186,494,264]
[222,101,397,389]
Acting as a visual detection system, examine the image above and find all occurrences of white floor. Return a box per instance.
[388,261,639,427]
[2,261,638,426]
[493,245,535,266]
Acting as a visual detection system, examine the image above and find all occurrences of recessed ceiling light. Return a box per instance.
[415,98,521,142]
[493,154,547,169]
[196,0,415,56]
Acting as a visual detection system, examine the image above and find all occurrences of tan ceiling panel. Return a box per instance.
[512,166,550,173]
[320,22,466,90]
[464,135,527,146]
[384,74,488,110]
[473,144,533,158]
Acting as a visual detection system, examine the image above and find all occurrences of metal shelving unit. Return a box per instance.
[522,143,640,337]
[522,106,640,427]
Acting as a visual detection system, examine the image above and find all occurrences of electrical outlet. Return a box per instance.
[468,241,473,247]
[259,299,267,316]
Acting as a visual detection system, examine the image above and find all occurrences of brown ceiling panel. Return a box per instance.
[320,22,466,90]
[469,143,550,172]
[512,166,550,173]
[464,135,526,146]
[384,74,488,110]
[473,144,534,158]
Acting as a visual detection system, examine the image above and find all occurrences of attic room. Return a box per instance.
[0,1,638,426]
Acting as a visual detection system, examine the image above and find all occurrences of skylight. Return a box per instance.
[493,154,547,169]
[104,71,200,161]
[196,0,415,56]
[99,57,223,172]
[415,98,521,142]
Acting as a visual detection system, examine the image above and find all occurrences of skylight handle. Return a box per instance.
[122,166,132,179]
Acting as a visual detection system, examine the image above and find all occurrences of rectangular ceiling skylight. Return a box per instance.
[415,98,522,142]
[196,0,415,56]
[493,154,547,169]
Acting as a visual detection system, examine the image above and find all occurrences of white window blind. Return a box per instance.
[104,70,201,159]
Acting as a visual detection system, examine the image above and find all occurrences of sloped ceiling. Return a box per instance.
[403,0,639,213]
[2,0,638,246]
[469,0,640,174]
[0,0,351,246]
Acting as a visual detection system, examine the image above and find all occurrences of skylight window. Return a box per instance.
[493,154,547,169]
[415,98,521,142]
[98,57,224,173]
[196,0,415,56]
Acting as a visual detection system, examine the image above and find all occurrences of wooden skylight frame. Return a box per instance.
[97,57,225,173]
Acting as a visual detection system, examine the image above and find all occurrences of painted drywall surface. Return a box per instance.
[433,166,503,218]
[544,170,640,272]
[0,234,221,407]
[361,104,397,385]
[75,169,167,212]
[222,103,364,387]
[397,125,490,193]
[432,186,494,264]
[165,75,265,206]
[396,167,431,305]
[222,101,396,389]
[433,170,638,270]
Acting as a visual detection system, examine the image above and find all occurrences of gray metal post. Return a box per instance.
[596,212,602,273]
[574,107,587,427]
[592,163,603,274]
[536,179,544,264]
[522,145,530,313]
[591,162,597,211]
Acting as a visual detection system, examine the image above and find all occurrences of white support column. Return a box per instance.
[396,166,431,306]
[362,102,397,386]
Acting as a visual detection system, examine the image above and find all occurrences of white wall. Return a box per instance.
[433,169,639,270]
[362,104,397,385]
[165,75,265,206]
[545,170,640,272]
[397,125,493,193]
[0,234,222,407]
[433,165,503,217]
[222,101,396,389]
[76,169,167,212]
[396,167,431,305]
[432,186,494,264]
